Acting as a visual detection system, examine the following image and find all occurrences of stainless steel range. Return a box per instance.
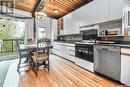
[75,29,100,72]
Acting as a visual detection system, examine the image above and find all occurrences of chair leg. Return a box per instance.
[24,57,29,63]
[32,62,38,77]
[48,60,50,71]
[35,63,38,76]
[17,57,22,71]
[44,60,49,71]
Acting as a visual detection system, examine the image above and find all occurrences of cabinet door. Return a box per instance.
[98,0,109,23]
[109,0,123,20]
[121,54,130,86]
[86,0,99,25]
[63,17,70,35]
[63,15,77,35]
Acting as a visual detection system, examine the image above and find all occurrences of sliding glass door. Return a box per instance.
[0,18,25,53]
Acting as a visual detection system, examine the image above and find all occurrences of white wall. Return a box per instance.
[0,6,32,17]
[51,19,57,41]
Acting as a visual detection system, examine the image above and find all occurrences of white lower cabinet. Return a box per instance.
[121,48,130,86]
[75,58,94,72]
[51,43,75,62]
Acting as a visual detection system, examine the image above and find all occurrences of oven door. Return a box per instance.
[75,44,93,62]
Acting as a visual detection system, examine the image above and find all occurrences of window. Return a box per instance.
[0,18,25,39]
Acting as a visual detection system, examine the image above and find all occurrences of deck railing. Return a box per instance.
[0,39,24,53]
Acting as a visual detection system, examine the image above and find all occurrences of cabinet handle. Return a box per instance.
[69,54,75,57]
[102,48,109,50]
[121,53,130,56]
[69,49,75,52]
[53,48,60,51]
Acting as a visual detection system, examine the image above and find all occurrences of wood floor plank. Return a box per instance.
[20,54,125,87]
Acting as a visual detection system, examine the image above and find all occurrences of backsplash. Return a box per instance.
[57,34,82,42]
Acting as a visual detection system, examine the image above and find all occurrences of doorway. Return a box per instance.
[38,27,47,39]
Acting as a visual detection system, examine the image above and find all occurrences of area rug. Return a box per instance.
[0,61,11,87]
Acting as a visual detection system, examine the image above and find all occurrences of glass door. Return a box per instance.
[0,18,25,60]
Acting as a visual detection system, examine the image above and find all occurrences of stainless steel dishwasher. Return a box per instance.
[94,45,121,81]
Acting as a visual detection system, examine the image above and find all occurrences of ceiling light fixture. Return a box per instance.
[53,9,59,13]
[35,11,47,19]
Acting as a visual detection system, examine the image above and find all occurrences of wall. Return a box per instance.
[51,19,57,41]
[0,6,32,17]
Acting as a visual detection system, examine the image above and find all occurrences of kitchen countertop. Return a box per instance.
[51,41,75,47]
[52,41,130,48]
[94,43,130,48]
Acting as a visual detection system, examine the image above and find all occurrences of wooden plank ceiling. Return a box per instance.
[14,0,92,19]
[43,0,92,19]
[15,0,36,12]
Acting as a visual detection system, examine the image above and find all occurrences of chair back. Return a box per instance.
[37,39,50,56]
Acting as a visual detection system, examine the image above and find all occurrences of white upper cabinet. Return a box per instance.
[98,0,123,23]
[63,14,80,35]
[98,0,109,23]
[85,0,99,25]
[109,0,123,20]
[62,0,124,35]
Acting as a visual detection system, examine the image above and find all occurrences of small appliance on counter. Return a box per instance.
[107,31,118,35]
[100,30,108,36]
[57,36,64,41]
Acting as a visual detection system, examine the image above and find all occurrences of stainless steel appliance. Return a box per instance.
[75,43,94,63]
[123,0,130,29]
[75,29,99,72]
[94,45,121,81]
[81,29,99,41]
[75,42,94,72]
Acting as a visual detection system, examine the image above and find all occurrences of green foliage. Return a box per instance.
[2,41,12,52]
[0,19,25,53]
[0,19,16,39]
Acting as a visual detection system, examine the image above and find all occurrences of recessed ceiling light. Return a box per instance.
[53,9,59,13]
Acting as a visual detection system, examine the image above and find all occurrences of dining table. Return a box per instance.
[19,43,52,71]
[19,44,38,71]
[20,44,37,51]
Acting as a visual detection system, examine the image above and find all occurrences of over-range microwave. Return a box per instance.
[123,10,130,28]
[123,0,130,28]
[128,11,130,25]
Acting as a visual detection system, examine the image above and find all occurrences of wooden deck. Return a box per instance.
[19,55,125,87]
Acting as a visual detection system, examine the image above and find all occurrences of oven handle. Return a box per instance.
[102,48,109,50]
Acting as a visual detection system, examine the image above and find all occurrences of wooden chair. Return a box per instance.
[16,40,30,71]
[31,39,50,76]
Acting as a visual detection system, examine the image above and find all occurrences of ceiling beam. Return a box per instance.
[32,0,48,17]
[32,0,41,17]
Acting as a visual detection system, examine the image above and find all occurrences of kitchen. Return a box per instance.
[51,0,130,86]
[0,0,130,87]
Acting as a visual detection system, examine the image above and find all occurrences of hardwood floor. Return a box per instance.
[19,54,126,87]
